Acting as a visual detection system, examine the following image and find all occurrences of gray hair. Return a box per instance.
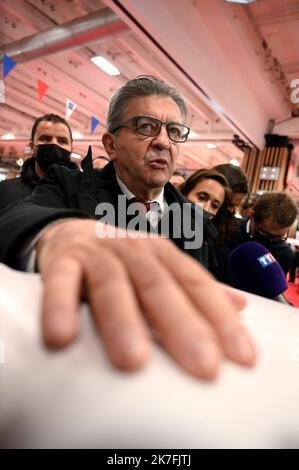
[106,75,188,132]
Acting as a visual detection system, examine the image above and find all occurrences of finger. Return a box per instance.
[42,257,82,348]
[218,284,247,311]
[82,248,151,371]
[113,240,222,380]
[156,244,257,367]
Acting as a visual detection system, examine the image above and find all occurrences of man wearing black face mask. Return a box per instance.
[0,113,77,210]
[228,191,297,276]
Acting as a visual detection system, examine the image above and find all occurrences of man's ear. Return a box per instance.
[102,133,117,161]
[29,140,36,157]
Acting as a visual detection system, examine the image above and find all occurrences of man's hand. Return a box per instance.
[37,219,257,380]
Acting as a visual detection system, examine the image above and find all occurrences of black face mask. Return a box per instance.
[254,233,281,246]
[35,143,71,172]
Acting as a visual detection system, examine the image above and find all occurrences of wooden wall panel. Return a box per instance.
[242,147,290,193]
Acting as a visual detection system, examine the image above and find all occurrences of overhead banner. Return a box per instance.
[0,80,5,103]
[3,54,17,79]
[66,99,77,120]
[91,116,100,134]
[37,79,48,100]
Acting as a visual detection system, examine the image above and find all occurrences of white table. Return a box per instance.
[0,264,299,449]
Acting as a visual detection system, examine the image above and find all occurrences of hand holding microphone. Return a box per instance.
[229,241,292,305]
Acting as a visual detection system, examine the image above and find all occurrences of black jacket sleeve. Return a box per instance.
[0,166,92,269]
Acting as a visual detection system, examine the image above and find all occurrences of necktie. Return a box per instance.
[129,197,150,212]
[128,198,161,226]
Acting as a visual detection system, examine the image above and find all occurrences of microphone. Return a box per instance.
[229,241,292,305]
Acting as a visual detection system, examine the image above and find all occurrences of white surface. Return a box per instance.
[0,263,299,449]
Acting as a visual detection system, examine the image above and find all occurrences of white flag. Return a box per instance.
[0,80,5,104]
[66,99,77,120]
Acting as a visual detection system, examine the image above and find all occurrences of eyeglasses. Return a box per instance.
[255,222,289,242]
[111,115,190,143]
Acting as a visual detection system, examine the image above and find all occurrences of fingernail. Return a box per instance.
[112,331,150,370]
[43,311,74,346]
[191,340,220,379]
[225,330,256,365]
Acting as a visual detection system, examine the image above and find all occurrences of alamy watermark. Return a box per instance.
[94,195,203,250]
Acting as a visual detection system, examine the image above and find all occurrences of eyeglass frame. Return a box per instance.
[254,221,289,243]
[110,115,190,143]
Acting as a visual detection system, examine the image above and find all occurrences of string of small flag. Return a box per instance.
[1,54,101,134]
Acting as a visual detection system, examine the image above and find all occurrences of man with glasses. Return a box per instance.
[0,75,256,380]
[228,191,297,275]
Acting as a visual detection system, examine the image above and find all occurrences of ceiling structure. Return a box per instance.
[0,0,298,176]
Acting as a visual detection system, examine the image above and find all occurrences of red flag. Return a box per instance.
[37,79,48,100]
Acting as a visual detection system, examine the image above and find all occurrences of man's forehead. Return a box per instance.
[35,121,70,137]
[123,95,182,121]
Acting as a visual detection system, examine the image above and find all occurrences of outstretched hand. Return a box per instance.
[37,219,257,380]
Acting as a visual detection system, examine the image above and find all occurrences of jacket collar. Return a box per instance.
[20,157,40,187]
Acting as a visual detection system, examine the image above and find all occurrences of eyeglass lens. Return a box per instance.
[135,116,189,142]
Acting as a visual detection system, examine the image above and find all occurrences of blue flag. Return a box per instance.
[3,54,17,79]
[91,116,100,134]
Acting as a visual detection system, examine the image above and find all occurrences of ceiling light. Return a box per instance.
[209,99,224,115]
[259,166,280,181]
[1,133,15,140]
[188,130,200,139]
[206,143,217,149]
[230,159,240,166]
[91,56,120,76]
[71,152,82,160]
[72,131,83,140]
[225,0,256,4]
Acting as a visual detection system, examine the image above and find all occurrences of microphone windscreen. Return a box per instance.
[229,241,287,298]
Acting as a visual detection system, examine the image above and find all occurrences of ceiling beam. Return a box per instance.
[1,8,128,63]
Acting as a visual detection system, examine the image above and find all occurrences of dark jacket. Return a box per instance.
[0,149,218,271]
[0,156,78,211]
[228,218,294,276]
[0,158,39,210]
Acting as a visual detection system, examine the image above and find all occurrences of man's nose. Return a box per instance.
[151,125,171,149]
